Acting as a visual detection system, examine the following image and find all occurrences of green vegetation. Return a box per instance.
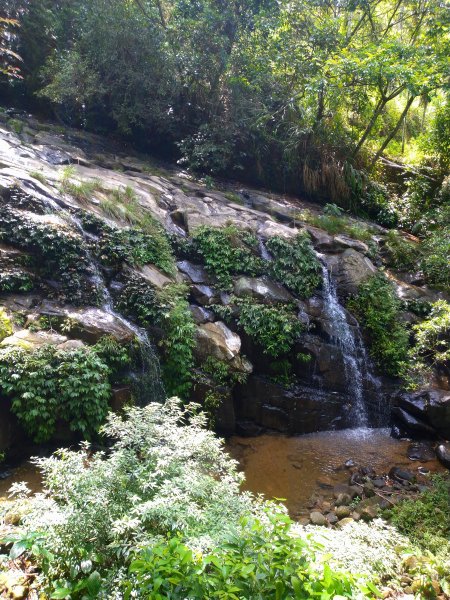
[29,171,48,185]
[390,475,450,558]
[60,168,104,203]
[215,297,304,358]
[197,357,248,425]
[0,308,13,342]
[384,230,419,271]
[191,225,263,289]
[2,401,373,599]
[266,233,321,298]
[421,228,450,292]
[98,227,175,275]
[238,301,304,357]
[407,300,450,386]
[296,210,375,242]
[348,274,409,376]
[0,343,112,442]
[116,278,195,398]
[0,195,99,305]
[128,517,363,599]
[0,269,34,293]
[157,284,196,398]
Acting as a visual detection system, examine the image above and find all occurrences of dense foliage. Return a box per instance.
[191,225,262,289]
[0,343,113,442]
[407,300,450,386]
[2,0,449,205]
[4,401,373,599]
[266,234,321,298]
[348,274,409,376]
[390,475,450,558]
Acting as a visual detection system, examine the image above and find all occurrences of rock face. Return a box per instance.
[195,322,242,363]
[234,276,294,304]
[327,249,377,297]
[234,377,349,434]
[393,390,450,438]
[0,111,448,444]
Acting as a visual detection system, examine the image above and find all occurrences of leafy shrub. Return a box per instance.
[0,308,13,342]
[0,344,111,442]
[197,357,248,425]
[16,401,260,596]
[237,299,304,357]
[348,274,409,376]
[98,228,175,274]
[421,229,450,292]
[407,300,450,386]
[266,233,321,298]
[11,401,372,599]
[360,181,398,228]
[191,225,263,289]
[157,284,196,398]
[115,275,161,327]
[0,197,99,305]
[384,230,419,270]
[324,202,344,216]
[116,278,195,397]
[127,514,366,600]
[0,270,34,293]
[390,475,450,558]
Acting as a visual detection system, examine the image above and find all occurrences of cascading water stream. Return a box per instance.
[70,214,165,405]
[318,259,369,428]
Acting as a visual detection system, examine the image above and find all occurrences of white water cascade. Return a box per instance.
[70,214,165,405]
[319,261,371,427]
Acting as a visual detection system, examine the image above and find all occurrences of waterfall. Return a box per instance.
[70,214,165,405]
[319,261,369,428]
[258,236,272,262]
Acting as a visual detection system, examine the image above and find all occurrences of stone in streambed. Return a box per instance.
[335,505,351,519]
[335,493,352,507]
[436,443,450,469]
[407,442,435,462]
[389,466,415,483]
[309,511,327,526]
[335,517,354,529]
[326,512,338,525]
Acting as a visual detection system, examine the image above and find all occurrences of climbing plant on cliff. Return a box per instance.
[348,274,409,377]
[190,225,263,289]
[266,233,321,298]
[0,344,112,442]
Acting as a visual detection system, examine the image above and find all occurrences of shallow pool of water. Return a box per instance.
[226,428,443,516]
[0,461,42,501]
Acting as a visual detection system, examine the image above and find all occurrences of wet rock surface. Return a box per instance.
[0,111,448,449]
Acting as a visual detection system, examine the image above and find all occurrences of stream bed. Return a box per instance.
[226,428,444,517]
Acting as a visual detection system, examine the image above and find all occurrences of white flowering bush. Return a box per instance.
[12,400,261,594]
[5,400,376,599]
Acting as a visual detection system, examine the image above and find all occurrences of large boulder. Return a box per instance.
[235,376,350,434]
[177,260,210,284]
[234,276,293,304]
[328,249,377,297]
[0,329,83,351]
[394,389,450,438]
[195,321,241,363]
[39,304,137,344]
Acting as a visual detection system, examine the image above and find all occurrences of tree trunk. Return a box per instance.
[370,95,415,168]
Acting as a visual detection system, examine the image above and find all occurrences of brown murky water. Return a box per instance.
[0,429,444,515]
[226,428,444,516]
[0,461,42,501]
